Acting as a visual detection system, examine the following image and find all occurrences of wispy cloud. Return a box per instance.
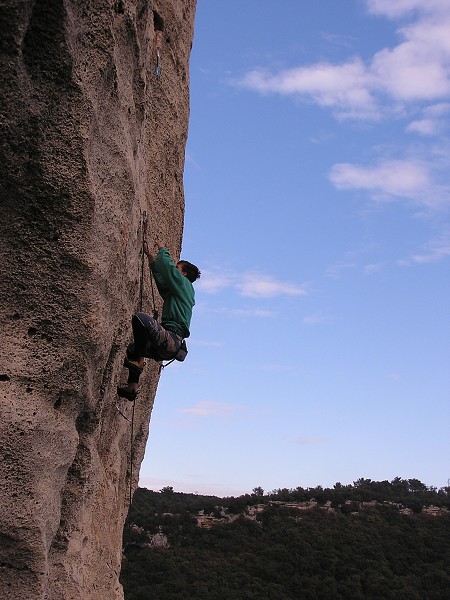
[398,231,450,264]
[406,118,439,136]
[178,400,242,419]
[197,269,308,298]
[406,102,450,136]
[197,272,235,294]
[238,2,450,120]
[363,262,385,274]
[295,437,323,445]
[237,3,450,214]
[237,273,307,298]
[240,59,379,120]
[329,156,450,211]
[325,260,357,279]
[303,313,332,325]
[329,158,432,204]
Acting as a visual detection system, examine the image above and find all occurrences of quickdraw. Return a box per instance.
[151,31,161,80]
[155,48,161,79]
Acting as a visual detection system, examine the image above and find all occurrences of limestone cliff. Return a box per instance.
[0,1,196,598]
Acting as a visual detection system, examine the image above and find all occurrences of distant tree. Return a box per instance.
[408,478,427,493]
[160,486,174,496]
[354,477,372,488]
[391,476,409,493]
[274,488,293,501]
[252,486,264,497]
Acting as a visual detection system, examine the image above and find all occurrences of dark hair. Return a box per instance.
[178,260,201,283]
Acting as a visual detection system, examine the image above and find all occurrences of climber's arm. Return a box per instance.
[152,247,185,295]
[144,241,171,295]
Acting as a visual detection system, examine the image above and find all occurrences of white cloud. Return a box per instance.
[241,59,379,120]
[371,19,450,102]
[329,159,431,202]
[198,269,307,299]
[236,4,450,216]
[197,272,234,294]
[238,4,450,120]
[411,236,450,263]
[330,156,450,209]
[406,118,439,135]
[424,102,450,117]
[397,232,450,265]
[237,273,307,298]
[407,102,450,135]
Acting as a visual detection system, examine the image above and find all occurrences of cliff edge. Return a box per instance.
[0,1,197,598]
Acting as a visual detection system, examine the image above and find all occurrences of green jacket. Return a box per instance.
[150,247,195,338]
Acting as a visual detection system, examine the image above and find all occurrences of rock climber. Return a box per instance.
[117,241,201,401]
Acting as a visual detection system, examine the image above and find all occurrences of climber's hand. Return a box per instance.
[143,241,156,262]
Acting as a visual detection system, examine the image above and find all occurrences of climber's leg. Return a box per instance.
[118,312,163,400]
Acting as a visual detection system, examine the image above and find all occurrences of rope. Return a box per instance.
[140,210,159,319]
[128,397,136,518]
[149,272,158,320]
[114,404,131,422]
[139,211,148,312]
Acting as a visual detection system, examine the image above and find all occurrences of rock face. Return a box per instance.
[0,1,196,598]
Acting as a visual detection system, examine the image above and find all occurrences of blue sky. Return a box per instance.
[139,0,450,497]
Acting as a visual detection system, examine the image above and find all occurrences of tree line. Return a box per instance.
[120,478,450,599]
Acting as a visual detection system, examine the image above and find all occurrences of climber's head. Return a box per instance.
[177,261,201,283]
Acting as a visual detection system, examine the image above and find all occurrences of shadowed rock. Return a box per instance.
[0,1,197,598]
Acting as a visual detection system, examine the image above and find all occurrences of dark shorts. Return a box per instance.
[130,312,183,361]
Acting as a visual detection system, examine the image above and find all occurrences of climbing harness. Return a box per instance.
[149,265,159,320]
[139,211,158,319]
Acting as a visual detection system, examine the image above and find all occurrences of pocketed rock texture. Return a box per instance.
[0,1,196,598]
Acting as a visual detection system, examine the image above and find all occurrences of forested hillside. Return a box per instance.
[120,479,450,599]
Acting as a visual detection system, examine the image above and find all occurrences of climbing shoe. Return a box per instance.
[123,356,144,375]
[117,386,139,402]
